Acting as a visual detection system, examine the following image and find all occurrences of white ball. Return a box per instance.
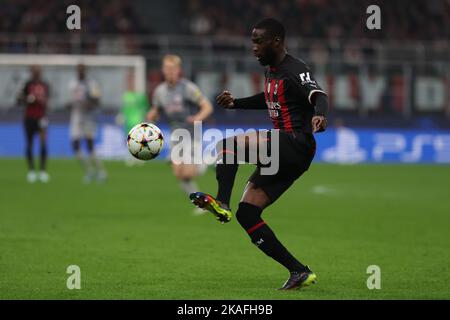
[127,123,164,160]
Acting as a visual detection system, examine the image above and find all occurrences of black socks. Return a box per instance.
[215,138,239,206]
[236,202,307,273]
[216,162,238,206]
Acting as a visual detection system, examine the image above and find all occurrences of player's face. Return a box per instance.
[251,28,276,66]
[162,61,181,83]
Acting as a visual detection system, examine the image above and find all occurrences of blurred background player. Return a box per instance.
[118,70,150,166]
[147,54,213,202]
[68,63,107,183]
[17,65,50,183]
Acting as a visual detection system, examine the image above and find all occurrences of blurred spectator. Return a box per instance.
[2,0,448,43]
[182,0,450,41]
[0,0,149,54]
[0,0,149,35]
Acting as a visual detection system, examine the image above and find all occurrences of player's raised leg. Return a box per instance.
[214,136,239,207]
[190,131,260,222]
[87,137,107,183]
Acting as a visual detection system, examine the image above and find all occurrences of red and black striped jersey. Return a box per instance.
[21,80,50,119]
[264,54,326,133]
[234,54,326,133]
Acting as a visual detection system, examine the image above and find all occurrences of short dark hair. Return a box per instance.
[254,18,286,41]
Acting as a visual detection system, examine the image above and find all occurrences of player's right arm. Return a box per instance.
[216,90,266,109]
[16,82,27,106]
[146,87,161,122]
[17,81,33,106]
[146,106,159,122]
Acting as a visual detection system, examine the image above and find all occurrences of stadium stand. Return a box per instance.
[0,0,449,129]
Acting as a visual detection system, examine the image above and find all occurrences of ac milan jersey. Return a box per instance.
[22,80,50,119]
[264,54,326,133]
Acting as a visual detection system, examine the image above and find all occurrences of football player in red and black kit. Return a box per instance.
[17,65,50,183]
[190,19,329,290]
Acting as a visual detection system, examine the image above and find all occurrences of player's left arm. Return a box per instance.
[311,93,328,133]
[147,86,162,122]
[186,82,213,123]
[287,64,329,133]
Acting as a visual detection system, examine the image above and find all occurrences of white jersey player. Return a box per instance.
[68,64,106,183]
[147,55,213,204]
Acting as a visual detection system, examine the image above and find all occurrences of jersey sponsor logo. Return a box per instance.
[265,79,281,119]
[267,103,280,118]
[266,84,281,119]
[266,101,281,110]
[299,72,317,87]
[267,81,279,95]
[29,83,48,103]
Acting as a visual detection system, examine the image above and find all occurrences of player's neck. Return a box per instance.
[270,51,287,68]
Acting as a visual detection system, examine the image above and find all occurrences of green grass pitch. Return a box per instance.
[0,158,449,299]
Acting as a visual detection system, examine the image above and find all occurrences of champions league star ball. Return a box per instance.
[127,123,164,160]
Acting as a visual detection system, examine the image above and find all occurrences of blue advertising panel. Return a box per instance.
[1,122,449,163]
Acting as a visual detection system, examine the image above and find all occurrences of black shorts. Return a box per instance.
[24,117,47,138]
[248,130,316,203]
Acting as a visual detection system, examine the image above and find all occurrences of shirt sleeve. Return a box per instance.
[287,63,327,105]
[185,81,204,105]
[233,92,266,109]
[313,93,329,116]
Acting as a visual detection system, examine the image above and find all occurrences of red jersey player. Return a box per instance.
[17,65,50,183]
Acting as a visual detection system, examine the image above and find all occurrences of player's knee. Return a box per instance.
[215,138,226,153]
[177,168,190,180]
[240,185,271,209]
[216,137,236,162]
[181,166,197,180]
[172,164,182,179]
[40,144,47,155]
[236,202,263,230]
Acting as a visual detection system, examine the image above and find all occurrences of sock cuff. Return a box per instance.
[246,221,266,234]
[236,202,264,233]
[238,202,263,215]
